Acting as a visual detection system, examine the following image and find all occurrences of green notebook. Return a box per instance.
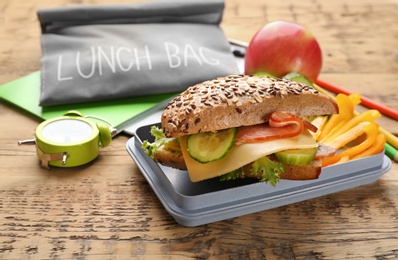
[0,71,176,134]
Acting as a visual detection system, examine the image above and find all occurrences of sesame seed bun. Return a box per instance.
[161,75,338,138]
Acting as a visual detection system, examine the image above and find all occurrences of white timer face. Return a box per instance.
[41,119,93,144]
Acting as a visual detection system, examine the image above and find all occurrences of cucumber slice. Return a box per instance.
[283,72,314,86]
[187,128,237,163]
[275,148,318,166]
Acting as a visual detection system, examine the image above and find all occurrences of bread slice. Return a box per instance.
[153,145,186,170]
[280,160,322,180]
[242,158,321,180]
[162,75,338,138]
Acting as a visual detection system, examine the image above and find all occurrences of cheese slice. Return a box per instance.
[180,130,318,182]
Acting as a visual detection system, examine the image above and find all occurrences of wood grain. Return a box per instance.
[1,0,397,259]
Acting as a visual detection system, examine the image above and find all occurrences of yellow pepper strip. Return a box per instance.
[320,120,349,142]
[316,94,354,141]
[323,121,370,150]
[349,93,361,106]
[310,115,328,139]
[352,133,386,160]
[322,122,379,167]
[321,109,381,143]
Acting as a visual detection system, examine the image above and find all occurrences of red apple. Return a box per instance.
[244,21,322,83]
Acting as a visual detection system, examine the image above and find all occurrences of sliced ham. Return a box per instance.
[314,143,336,160]
[235,112,317,146]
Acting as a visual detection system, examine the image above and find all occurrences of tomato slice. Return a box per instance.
[235,111,316,145]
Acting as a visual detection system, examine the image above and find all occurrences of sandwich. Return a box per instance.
[142,75,338,186]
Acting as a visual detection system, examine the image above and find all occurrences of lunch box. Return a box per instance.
[126,118,392,227]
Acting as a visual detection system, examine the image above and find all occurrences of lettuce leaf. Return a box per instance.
[219,168,245,181]
[251,156,285,187]
[141,126,167,158]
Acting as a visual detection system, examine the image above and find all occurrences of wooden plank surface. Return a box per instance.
[1,0,397,259]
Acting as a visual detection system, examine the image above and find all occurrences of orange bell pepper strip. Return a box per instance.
[352,133,386,160]
[322,122,379,167]
[336,155,350,164]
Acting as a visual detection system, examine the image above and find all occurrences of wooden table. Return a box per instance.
[1,0,397,258]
